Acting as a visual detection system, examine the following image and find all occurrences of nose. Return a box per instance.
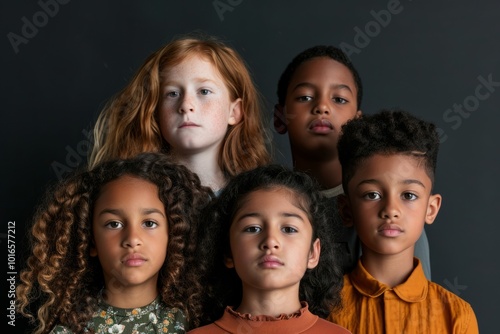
[178,92,194,114]
[380,196,401,219]
[312,95,331,115]
[122,225,143,248]
[260,228,280,251]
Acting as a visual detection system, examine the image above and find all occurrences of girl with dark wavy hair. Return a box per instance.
[189,164,350,333]
[17,152,213,334]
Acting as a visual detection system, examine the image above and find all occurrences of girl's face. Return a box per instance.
[225,188,320,295]
[90,175,168,294]
[158,54,242,156]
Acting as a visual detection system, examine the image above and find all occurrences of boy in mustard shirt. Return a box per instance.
[329,109,479,333]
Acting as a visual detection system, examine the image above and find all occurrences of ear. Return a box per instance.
[228,98,242,125]
[425,193,442,225]
[337,194,354,227]
[224,255,235,268]
[273,104,288,134]
[90,246,98,257]
[355,109,362,118]
[307,238,321,269]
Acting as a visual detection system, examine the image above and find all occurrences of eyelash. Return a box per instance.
[362,192,419,201]
[104,220,159,229]
[296,96,348,104]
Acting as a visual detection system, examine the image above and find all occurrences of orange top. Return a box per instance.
[329,258,479,334]
[189,302,351,334]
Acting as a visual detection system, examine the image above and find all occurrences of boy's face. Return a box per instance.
[275,57,361,157]
[341,154,441,258]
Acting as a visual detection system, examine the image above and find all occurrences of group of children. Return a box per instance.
[17,34,479,333]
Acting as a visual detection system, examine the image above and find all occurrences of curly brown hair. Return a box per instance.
[88,34,270,175]
[17,152,213,334]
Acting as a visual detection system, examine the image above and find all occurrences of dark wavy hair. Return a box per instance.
[276,45,363,109]
[196,164,344,325]
[17,152,213,334]
[338,109,440,193]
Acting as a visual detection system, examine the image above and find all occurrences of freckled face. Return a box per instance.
[158,55,241,156]
[91,175,168,291]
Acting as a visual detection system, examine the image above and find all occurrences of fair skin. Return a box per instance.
[158,54,242,191]
[274,57,361,189]
[90,175,169,308]
[225,188,320,317]
[339,154,441,287]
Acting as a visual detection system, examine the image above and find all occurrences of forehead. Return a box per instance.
[350,153,433,186]
[288,57,357,91]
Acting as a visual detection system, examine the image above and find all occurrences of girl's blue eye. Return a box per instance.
[167,91,179,98]
[200,89,211,95]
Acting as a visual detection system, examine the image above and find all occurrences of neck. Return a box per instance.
[102,282,158,308]
[236,284,302,317]
[293,155,342,190]
[360,247,416,288]
[172,149,227,191]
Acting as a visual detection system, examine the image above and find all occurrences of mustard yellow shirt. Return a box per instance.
[329,258,479,334]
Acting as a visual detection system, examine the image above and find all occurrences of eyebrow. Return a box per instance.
[236,212,305,222]
[96,208,166,218]
[356,178,426,189]
[161,77,219,86]
[291,82,353,93]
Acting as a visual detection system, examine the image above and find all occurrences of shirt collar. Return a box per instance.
[349,257,428,302]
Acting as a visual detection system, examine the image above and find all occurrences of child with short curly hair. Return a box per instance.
[329,109,478,333]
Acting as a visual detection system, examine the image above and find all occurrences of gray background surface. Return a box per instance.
[2,1,499,332]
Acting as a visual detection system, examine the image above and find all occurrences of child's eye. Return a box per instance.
[243,226,261,233]
[281,226,298,234]
[166,91,180,98]
[402,192,418,201]
[333,97,347,104]
[105,220,123,229]
[363,192,381,200]
[143,220,159,228]
[199,89,212,95]
[296,96,312,102]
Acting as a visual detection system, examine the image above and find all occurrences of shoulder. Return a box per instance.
[427,281,479,332]
[427,281,477,313]
[187,323,224,334]
[49,326,76,334]
[314,317,352,333]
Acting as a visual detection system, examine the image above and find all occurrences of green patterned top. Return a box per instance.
[50,295,186,334]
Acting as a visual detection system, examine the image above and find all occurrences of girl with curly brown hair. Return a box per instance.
[17,152,213,334]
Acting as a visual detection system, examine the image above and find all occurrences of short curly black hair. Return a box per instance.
[338,109,440,193]
[196,164,344,325]
[276,45,363,108]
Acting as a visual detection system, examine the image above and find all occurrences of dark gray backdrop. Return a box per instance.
[2,1,498,333]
